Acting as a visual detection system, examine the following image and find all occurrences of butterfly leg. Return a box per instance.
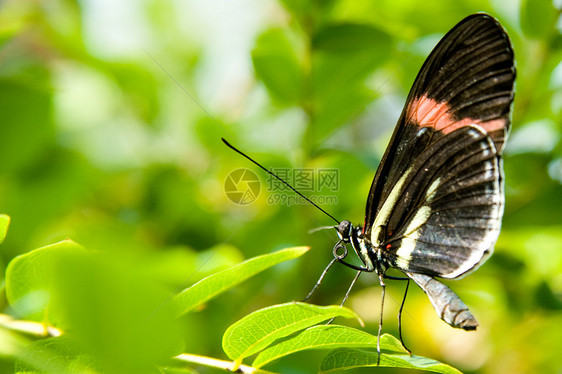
[303,257,338,302]
[340,270,362,307]
[325,269,362,325]
[398,278,412,355]
[377,274,386,366]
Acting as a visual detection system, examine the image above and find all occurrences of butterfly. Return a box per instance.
[333,12,515,343]
[223,12,515,361]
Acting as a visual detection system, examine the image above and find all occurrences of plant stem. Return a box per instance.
[0,313,62,337]
[174,353,272,373]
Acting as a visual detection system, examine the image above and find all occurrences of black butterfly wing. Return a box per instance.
[363,14,515,278]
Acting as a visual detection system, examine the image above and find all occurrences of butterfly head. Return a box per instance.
[333,220,378,273]
[335,220,353,242]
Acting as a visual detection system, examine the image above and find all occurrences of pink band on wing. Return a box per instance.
[408,95,506,134]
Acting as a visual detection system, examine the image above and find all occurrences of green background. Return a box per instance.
[0,0,561,373]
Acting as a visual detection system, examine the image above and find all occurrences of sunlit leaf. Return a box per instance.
[15,337,92,373]
[223,302,362,364]
[320,348,463,373]
[252,326,405,368]
[5,240,84,321]
[0,214,10,245]
[173,246,309,315]
[141,244,244,288]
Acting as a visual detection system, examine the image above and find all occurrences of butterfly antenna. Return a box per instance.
[308,225,337,234]
[222,138,340,225]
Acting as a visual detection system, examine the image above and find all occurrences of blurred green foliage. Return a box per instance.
[0,0,561,373]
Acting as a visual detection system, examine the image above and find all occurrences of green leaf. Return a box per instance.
[320,348,463,374]
[0,214,10,245]
[6,240,183,373]
[310,23,392,139]
[50,252,184,372]
[252,28,303,104]
[312,23,391,54]
[0,79,54,173]
[278,0,311,17]
[252,326,405,368]
[173,246,309,315]
[312,24,391,93]
[311,84,372,142]
[497,225,562,283]
[520,0,558,39]
[5,240,84,320]
[15,337,92,373]
[223,302,362,364]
